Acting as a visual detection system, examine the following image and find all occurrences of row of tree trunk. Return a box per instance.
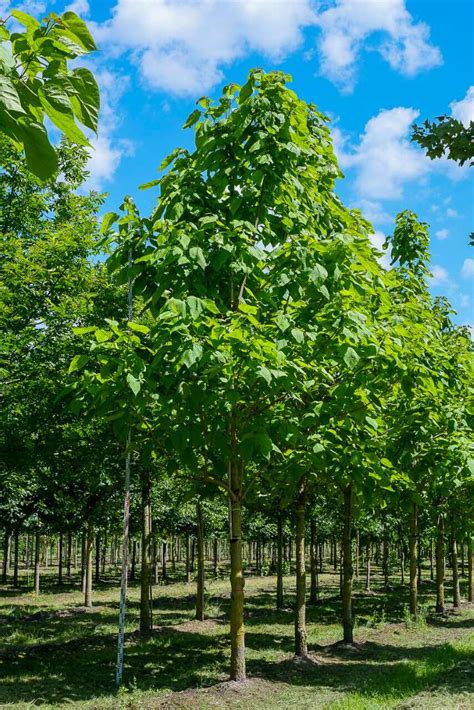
[2,498,472,653]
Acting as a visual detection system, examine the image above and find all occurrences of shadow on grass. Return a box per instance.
[1,574,472,707]
[2,625,471,706]
[248,641,473,701]
[0,626,228,705]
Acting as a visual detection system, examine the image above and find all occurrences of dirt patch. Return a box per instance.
[145,678,280,708]
[159,618,226,634]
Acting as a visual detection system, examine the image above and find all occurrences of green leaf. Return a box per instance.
[183,342,203,368]
[39,81,89,146]
[61,11,96,51]
[183,109,201,129]
[256,365,272,385]
[100,212,118,234]
[187,296,203,320]
[238,302,258,315]
[73,326,96,335]
[126,373,141,396]
[95,329,112,342]
[0,45,14,71]
[291,328,304,343]
[189,246,206,269]
[238,79,254,104]
[342,346,359,369]
[69,68,100,132]
[11,10,40,31]
[68,354,89,373]
[0,77,25,114]
[127,322,150,334]
[310,263,328,284]
[20,120,58,180]
[254,432,273,459]
[139,178,160,190]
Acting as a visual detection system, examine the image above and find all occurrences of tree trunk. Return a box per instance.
[153,537,159,585]
[399,525,405,585]
[25,534,30,575]
[67,531,72,578]
[309,518,319,604]
[417,533,422,587]
[451,520,460,609]
[13,530,19,588]
[171,535,176,573]
[58,532,63,585]
[95,534,100,584]
[229,461,245,681]
[34,531,41,594]
[2,529,11,583]
[185,533,191,583]
[468,535,473,603]
[365,537,371,592]
[131,540,137,581]
[409,502,418,617]
[430,539,434,581]
[84,523,93,608]
[81,533,86,593]
[161,540,167,581]
[195,500,205,621]
[213,537,218,579]
[140,474,153,635]
[435,514,445,613]
[101,536,107,576]
[276,509,284,609]
[294,481,307,657]
[342,483,354,644]
[355,529,360,580]
[382,528,389,589]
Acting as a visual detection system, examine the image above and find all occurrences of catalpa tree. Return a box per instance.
[74,69,402,680]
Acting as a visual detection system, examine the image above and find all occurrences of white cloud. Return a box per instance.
[86,135,123,190]
[82,67,133,189]
[0,0,46,19]
[337,107,428,200]
[315,0,442,92]
[447,207,458,218]
[65,0,90,15]
[460,293,470,308]
[93,0,315,95]
[91,0,440,96]
[335,101,471,203]
[351,199,392,226]
[435,228,449,240]
[461,258,474,279]
[369,230,392,270]
[430,265,450,286]
[450,86,474,127]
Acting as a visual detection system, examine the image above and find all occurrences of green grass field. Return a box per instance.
[1,565,472,709]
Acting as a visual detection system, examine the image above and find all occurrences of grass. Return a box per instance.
[0,562,472,708]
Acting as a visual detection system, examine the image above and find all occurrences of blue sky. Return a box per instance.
[11,0,474,329]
